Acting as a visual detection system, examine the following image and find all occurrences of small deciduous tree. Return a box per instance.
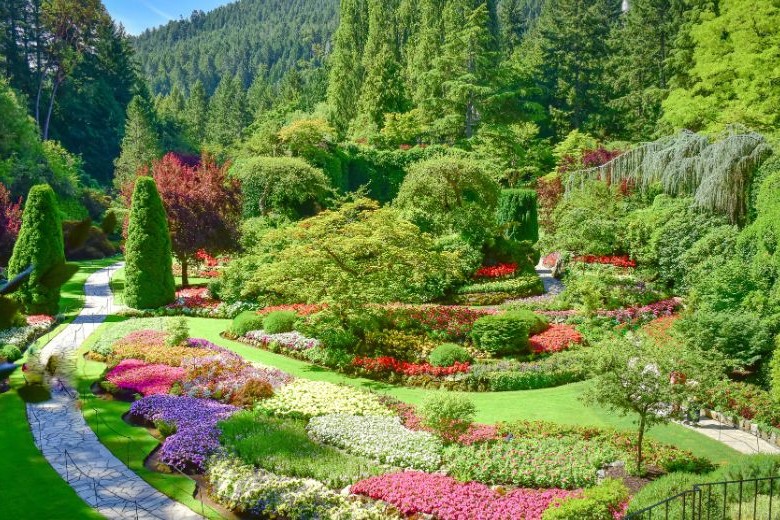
[0,183,22,266]
[151,153,241,286]
[124,176,175,309]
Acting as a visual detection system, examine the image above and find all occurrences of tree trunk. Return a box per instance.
[637,413,646,475]
[42,76,61,141]
[180,255,189,288]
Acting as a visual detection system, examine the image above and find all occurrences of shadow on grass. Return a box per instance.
[17,384,51,403]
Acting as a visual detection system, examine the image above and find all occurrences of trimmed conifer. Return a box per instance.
[7,184,66,315]
[124,176,175,309]
[496,189,539,243]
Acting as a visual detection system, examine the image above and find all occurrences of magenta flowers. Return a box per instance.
[351,471,580,520]
[106,359,185,395]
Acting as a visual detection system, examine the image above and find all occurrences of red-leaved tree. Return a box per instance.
[149,153,241,286]
[0,183,22,267]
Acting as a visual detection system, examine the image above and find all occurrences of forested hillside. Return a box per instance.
[132,0,339,95]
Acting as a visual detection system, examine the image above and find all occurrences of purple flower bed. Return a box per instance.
[600,298,680,323]
[244,330,320,351]
[129,395,238,471]
[187,337,241,357]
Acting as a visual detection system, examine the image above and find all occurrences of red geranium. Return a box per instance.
[353,356,470,377]
[474,263,518,279]
[529,324,583,354]
[573,255,636,268]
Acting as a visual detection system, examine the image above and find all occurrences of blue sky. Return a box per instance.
[103,1,232,35]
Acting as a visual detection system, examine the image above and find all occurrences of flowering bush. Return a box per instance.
[600,298,680,323]
[444,437,617,489]
[26,314,56,327]
[105,359,185,396]
[362,329,439,361]
[257,304,325,316]
[122,300,260,319]
[353,356,470,377]
[258,380,394,419]
[166,286,220,312]
[129,395,238,471]
[306,414,443,471]
[351,471,580,520]
[529,324,583,354]
[107,331,232,366]
[541,252,561,268]
[474,263,518,279]
[705,380,780,428]
[385,304,496,340]
[244,330,320,351]
[573,255,636,268]
[206,456,391,519]
[0,316,58,348]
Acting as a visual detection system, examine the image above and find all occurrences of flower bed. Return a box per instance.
[474,263,518,279]
[106,331,234,366]
[351,471,580,520]
[352,356,470,377]
[600,298,680,323]
[257,304,325,316]
[306,414,443,472]
[244,330,320,351]
[444,437,618,489]
[529,324,583,354]
[384,305,496,340]
[0,316,58,349]
[573,255,636,268]
[166,286,220,312]
[391,402,500,445]
[206,456,392,519]
[457,275,545,296]
[129,395,238,471]
[258,380,394,419]
[122,300,259,319]
[105,359,185,396]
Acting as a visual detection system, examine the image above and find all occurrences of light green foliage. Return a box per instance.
[552,130,598,165]
[1,344,22,362]
[544,479,629,520]
[420,392,476,442]
[123,177,175,310]
[772,338,780,404]
[473,123,553,186]
[230,311,265,337]
[628,472,704,514]
[395,158,500,245]
[113,95,160,190]
[496,189,539,243]
[7,185,66,315]
[164,317,189,347]
[230,156,332,219]
[244,198,464,307]
[428,343,472,367]
[661,0,780,133]
[262,311,298,334]
[470,311,535,356]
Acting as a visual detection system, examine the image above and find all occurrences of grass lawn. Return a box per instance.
[0,258,120,520]
[185,317,738,465]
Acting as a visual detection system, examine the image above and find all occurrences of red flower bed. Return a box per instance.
[474,263,518,279]
[167,286,219,310]
[351,471,580,520]
[385,305,496,339]
[353,356,470,377]
[601,298,680,323]
[26,314,56,327]
[541,252,560,268]
[573,255,636,268]
[257,304,326,316]
[529,324,583,354]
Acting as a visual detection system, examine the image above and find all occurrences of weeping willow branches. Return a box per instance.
[563,127,773,223]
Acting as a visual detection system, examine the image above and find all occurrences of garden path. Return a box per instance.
[25,262,203,520]
[681,419,780,455]
[536,261,565,295]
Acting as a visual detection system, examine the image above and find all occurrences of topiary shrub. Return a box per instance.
[1,344,22,362]
[7,184,66,315]
[100,208,119,235]
[470,311,547,356]
[262,310,298,334]
[429,343,472,367]
[124,177,175,309]
[230,311,265,336]
[420,393,476,443]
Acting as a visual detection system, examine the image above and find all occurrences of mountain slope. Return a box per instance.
[132,0,339,95]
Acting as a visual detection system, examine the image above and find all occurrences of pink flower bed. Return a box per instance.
[26,314,55,326]
[167,286,219,310]
[600,298,680,323]
[106,359,185,396]
[529,324,583,354]
[350,471,580,520]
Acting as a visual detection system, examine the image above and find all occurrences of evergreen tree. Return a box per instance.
[498,0,544,55]
[114,94,160,190]
[206,75,248,149]
[123,176,175,309]
[183,80,208,146]
[405,0,445,125]
[352,0,406,135]
[326,0,368,136]
[7,184,65,315]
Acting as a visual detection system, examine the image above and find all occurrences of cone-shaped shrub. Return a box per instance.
[7,184,65,315]
[124,177,175,309]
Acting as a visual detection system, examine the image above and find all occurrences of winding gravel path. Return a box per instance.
[25,262,203,520]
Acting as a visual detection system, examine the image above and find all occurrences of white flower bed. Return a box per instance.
[258,380,394,419]
[0,320,56,348]
[206,456,392,519]
[307,414,443,472]
[245,330,320,351]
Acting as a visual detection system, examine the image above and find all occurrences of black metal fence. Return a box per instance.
[626,476,780,519]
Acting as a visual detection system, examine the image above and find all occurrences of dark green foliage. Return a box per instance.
[7,185,66,315]
[230,311,265,336]
[100,210,118,235]
[628,472,705,514]
[496,189,539,243]
[262,311,298,334]
[63,219,92,253]
[123,177,175,309]
[429,343,472,367]
[470,312,533,356]
[1,344,22,362]
[482,237,539,272]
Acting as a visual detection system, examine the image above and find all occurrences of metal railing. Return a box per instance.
[626,476,780,519]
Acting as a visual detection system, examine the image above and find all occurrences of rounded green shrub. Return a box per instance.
[470,311,547,356]
[420,393,476,443]
[262,310,298,334]
[1,344,22,362]
[544,479,628,520]
[429,343,472,367]
[7,184,65,315]
[231,311,265,336]
[124,177,175,309]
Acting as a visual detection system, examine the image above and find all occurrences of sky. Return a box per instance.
[103,0,232,35]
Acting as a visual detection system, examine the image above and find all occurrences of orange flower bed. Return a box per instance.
[529,324,583,354]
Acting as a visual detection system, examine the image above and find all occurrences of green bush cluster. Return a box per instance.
[165,317,189,347]
[1,344,22,362]
[230,311,265,336]
[123,177,175,310]
[470,311,546,356]
[420,393,476,442]
[262,310,298,334]
[496,189,539,243]
[543,479,629,520]
[428,343,471,367]
[457,274,545,296]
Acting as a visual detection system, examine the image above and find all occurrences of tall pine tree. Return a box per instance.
[114,93,161,190]
[205,75,248,149]
[183,80,208,147]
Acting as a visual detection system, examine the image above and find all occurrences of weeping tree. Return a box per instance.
[563,126,772,224]
[496,189,539,243]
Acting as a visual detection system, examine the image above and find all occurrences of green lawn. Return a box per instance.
[0,258,120,520]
